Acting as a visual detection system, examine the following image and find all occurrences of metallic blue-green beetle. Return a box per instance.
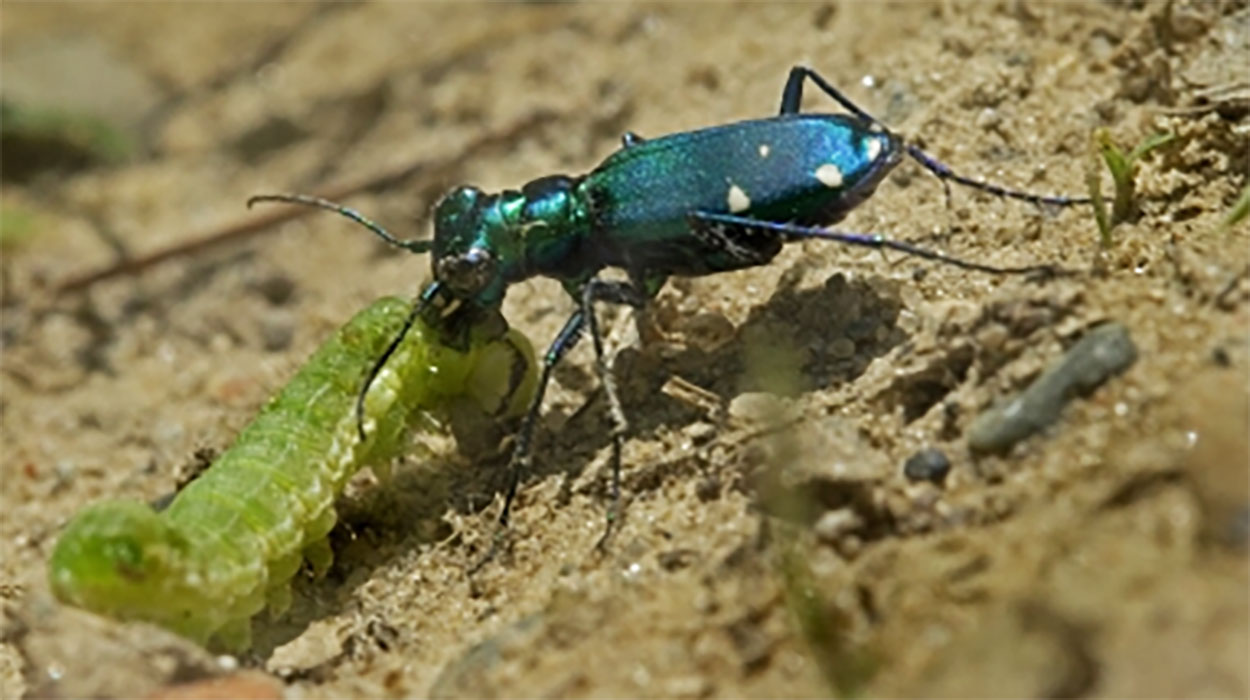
[252,65,1087,535]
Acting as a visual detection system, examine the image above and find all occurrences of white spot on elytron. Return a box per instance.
[758,143,771,158]
[814,163,844,188]
[865,137,883,161]
[727,183,751,213]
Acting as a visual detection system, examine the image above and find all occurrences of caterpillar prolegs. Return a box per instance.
[48,297,536,650]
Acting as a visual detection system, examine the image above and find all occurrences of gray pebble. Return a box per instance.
[968,322,1137,454]
[903,448,951,484]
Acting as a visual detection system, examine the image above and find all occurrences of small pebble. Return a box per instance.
[258,311,294,352]
[685,421,717,444]
[903,448,951,485]
[728,392,794,424]
[968,322,1138,454]
[1211,346,1231,367]
[830,336,856,359]
[813,508,863,544]
[253,272,296,306]
[695,475,721,502]
[216,655,238,671]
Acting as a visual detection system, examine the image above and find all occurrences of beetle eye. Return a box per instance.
[437,247,496,296]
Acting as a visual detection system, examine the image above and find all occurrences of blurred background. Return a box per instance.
[2,3,1246,698]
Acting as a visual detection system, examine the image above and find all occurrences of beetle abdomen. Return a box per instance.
[585,114,900,275]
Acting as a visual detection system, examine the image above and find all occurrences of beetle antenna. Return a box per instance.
[902,144,1091,208]
[247,193,434,253]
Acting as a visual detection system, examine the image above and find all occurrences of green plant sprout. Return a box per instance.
[1085,128,1176,248]
[1217,181,1250,234]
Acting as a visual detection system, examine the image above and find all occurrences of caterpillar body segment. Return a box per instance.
[49,297,536,649]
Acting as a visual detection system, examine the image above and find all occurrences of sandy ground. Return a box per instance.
[2,2,1247,698]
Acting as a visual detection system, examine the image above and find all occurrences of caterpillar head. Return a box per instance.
[49,500,194,622]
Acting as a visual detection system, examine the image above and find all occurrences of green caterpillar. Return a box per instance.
[48,297,536,650]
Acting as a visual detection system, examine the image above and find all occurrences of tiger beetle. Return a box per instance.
[250,65,1089,541]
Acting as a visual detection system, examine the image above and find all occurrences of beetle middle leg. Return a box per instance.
[498,278,646,539]
[579,277,649,546]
